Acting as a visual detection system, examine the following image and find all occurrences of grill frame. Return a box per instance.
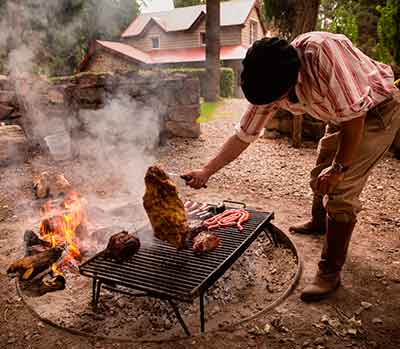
[79,205,274,335]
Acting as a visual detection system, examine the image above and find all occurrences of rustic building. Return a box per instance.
[78,0,266,98]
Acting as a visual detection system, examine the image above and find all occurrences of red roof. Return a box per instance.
[96,41,152,63]
[122,0,259,38]
[94,40,249,65]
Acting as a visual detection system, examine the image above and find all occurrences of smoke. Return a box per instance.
[77,94,160,198]
[0,1,162,245]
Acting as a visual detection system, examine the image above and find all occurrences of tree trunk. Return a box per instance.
[290,0,320,40]
[290,0,320,148]
[205,0,220,102]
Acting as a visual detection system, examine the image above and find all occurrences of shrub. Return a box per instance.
[164,67,235,98]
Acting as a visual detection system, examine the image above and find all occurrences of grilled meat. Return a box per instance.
[192,232,220,253]
[143,166,189,249]
[104,231,140,262]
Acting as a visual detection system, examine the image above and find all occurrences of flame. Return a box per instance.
[39,191,83,274]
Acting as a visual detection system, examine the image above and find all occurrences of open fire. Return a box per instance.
[7,172,88,295]
[39,189,84,275]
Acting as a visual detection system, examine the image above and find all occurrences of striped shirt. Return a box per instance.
[235,32,397,143]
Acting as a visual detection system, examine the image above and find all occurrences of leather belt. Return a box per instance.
[367,94,394,118]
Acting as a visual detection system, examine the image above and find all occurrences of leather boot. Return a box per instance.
[300,216,356,302]
[289,195,326,235]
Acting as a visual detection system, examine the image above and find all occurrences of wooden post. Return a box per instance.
[292,115,303,148]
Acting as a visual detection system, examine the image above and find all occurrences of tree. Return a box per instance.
[204,0,220,102]
[174,0,204,7]
[0,0,143,76]
[263,0,320,40]
[263,0,321,148]
[376,0,400,65]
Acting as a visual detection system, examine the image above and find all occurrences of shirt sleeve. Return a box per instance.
[234,104,278,143]
[313,37,374,121]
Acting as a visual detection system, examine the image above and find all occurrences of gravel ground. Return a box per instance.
[0,98,399,348]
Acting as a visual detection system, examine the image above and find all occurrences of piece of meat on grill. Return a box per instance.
[103,231,140,262]
[192,232,220,253]
[143,165,189,250]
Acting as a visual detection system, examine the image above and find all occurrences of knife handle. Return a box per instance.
[180,175,207,189]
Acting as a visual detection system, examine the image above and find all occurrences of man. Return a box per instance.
[184,32,400,301]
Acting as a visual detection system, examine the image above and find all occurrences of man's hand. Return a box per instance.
[183,168,211,189]
[315,166,344,195]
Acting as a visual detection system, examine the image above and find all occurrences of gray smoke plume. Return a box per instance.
[0,1,162,248]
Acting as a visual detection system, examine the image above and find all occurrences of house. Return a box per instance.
[78,0,266,97]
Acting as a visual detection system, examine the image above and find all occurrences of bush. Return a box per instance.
[164,67,235,98]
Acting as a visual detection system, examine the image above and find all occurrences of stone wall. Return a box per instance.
[0,71,201,161]
[84,50,140,73]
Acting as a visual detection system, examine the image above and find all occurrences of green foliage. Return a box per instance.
[318,0,359,42]
[262,0,295,37]
[376,0,399,64]
[219,67,234,98]
[174,0,204,7]
[165,67,235,98]
[0,0,143,76]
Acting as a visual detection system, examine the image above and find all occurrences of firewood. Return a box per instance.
[19,275,66,296]
[7,247,63,280]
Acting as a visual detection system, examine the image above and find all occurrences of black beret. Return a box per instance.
[241,37,300,105]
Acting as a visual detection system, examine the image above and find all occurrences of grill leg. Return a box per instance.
[93,280,102,310]
[91,279,97,306]
[264,224,279,247]
[168,300,191,336]
[200,293,205,333]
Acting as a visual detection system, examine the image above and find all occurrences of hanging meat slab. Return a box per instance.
[143,166,189,249]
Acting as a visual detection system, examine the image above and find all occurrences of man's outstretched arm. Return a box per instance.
[184,134,250,189]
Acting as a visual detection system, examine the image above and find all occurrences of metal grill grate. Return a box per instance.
[79,206,274,334]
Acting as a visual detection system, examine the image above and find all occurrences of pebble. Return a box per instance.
[314,337,325,345]
[361,301,372,310]
[372,318,383,325]
[93,313,105,321]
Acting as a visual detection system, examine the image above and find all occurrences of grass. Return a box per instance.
[197,101,220,123]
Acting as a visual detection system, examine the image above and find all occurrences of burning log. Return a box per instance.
[19,275,66,297]
[7,247,63,280]
[103,231,140,262]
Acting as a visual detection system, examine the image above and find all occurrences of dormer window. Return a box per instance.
[200,32,206,46]
[250,20,258,44]
[151,36,160,49]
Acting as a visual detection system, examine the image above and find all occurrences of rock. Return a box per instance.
[0,125,28,164]
[93,313,105,321]
[320,314,329,324]
[361,301,372,310]
[314,336,325,345]
[347,328,358,336]
[372,318,383,325]
[302,339,311,348]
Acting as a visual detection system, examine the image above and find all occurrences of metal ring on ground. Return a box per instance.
[16,223,302,344]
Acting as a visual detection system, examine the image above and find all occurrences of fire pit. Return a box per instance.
[79,202,275,335]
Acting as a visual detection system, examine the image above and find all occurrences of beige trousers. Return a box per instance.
[310,91,400,223]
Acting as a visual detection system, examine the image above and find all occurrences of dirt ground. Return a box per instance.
[1,98,399,348]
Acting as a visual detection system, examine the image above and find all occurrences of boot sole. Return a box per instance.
[300,282,340,303]
[289,227,326,236]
